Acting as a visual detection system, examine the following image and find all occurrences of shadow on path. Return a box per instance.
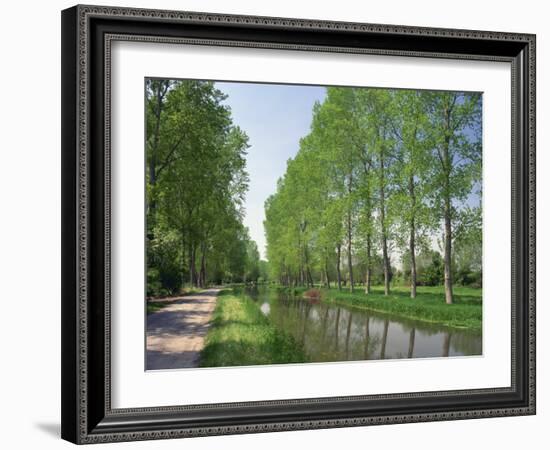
[146,289,221,370]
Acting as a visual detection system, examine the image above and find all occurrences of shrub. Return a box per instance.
[419,252,445,286]
[147,268,162,297]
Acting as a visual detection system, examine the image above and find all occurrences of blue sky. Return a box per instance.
[215,82,481,262]
[216,82,326,259]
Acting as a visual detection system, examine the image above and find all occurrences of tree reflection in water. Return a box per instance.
[250,286,481,363]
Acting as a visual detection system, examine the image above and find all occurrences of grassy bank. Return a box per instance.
[200,289,306,367]
[283,285,482,331]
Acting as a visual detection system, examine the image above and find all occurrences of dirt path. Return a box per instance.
[146,289,221,370]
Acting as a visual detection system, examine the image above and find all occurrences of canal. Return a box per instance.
[239,285,482,362]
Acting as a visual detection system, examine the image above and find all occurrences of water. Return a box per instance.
[241,286,481,362]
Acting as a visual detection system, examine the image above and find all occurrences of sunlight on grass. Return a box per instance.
[200,290,306,367]
[282,285,482,331]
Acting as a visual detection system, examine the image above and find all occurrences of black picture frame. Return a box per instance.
[61,4,536,444]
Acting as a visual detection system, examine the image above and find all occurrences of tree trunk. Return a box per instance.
[146,85,164,240]
[379,145,391,296]
[304,245,313,287]
[347,209,354,293]
[307,268,314,288]
[180,232,187,288]
[362,159,373,295]
[346,165,354,292]
[365,233,372,294]
[442,103,454,305]
[199,242,207,288]
[325,258,331,289]
[443,197,453,304]
[336,243,342,291]
[192,245,198,287]
[409,174,417,298]
[188,242,196,287]
[410,225,417,298]
[381,233,390,296]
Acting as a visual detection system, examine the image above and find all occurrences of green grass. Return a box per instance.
[200,289,307,367]
[282,285,482,331]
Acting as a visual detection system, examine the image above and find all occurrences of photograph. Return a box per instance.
[145,79,483,370]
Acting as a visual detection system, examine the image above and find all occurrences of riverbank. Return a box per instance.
[200,289,307,367]
[282,285,482,331]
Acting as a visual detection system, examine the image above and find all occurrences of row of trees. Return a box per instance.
[146,79,260,296]
[264,87,482,303]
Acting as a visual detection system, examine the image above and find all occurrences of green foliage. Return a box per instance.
[146,79,482,305]
[453,206,482,287]
[264,87,482,301]
[419,251,445,286]
[199,290,307,367]
[244,240,261,282]
[145,79,261,294]
[424,92,482,214]
[147,227,182,296]
[423,92,482,302]
[258,260,270,283]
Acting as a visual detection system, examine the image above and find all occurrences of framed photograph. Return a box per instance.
[61,4,536,444]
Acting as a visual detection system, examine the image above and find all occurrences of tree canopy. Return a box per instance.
[264,87,482,303]
[146,79,260,296]
[146,80,482,304]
